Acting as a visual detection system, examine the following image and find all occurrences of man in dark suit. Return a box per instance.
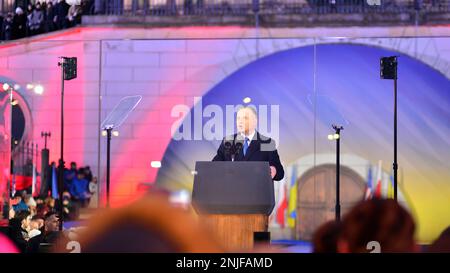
[212,106,284,181]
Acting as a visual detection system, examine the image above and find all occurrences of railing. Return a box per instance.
[90,0,450,16]
[12,142,39,175]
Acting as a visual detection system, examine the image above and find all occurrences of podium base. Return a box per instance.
[200,214,268,251]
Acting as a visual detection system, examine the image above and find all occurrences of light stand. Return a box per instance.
[329,124,343,221]
[104,127,112,208]
[380,56,398,201]
[57,57,77,230]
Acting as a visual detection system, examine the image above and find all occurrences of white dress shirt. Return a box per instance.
[240,130,256,147]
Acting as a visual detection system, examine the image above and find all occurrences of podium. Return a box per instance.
[192,161,275,250]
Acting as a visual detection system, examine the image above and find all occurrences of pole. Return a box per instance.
[381,56,399,202]
[332,124,343,221]
[58,57,65,231]
[9,87,13,202]
[393,78,398,201]
[106,128,112,208]
[336,131,340,221]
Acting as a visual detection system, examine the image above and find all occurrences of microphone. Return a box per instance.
[233,141,243,161]
[224,140,232,159]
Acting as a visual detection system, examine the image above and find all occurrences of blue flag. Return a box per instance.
[51,166,58,199]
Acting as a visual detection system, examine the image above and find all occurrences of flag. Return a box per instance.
[11,174,16,197]
[275,181,288,228]
[32,164,36,196]
[387,174,395,199]
[364,165,373,200]
[11,175,32,191]
[374,160,383,198]
[51,166,58,199]
[287,165,298,228]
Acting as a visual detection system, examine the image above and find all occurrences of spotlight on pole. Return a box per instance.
[62,57,77,80]
[380,56,399,202]
[3,83,10,91]
[56,56,78,231]
[380,56,397,80]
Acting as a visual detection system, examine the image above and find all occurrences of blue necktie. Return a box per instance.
[243,137,249,156]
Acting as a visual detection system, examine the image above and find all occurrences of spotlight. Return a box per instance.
[13,84,20,90]
[112,130,119,137]
[34,84,44,95]
[334,133,340,140]
[328,134,334,140]
[101,130,107,137]
[150,161,162,168]
[26,84,34,90]
[380,56,397,80]
[2,83,10,91]
[243,97,252,104]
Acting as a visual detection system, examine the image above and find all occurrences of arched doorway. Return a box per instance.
[296,164,366,240]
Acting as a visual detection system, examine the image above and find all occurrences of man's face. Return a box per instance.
[45,215,59,232]
[36,219,44,229]
[30,220,40,230]
[236,108,257,135]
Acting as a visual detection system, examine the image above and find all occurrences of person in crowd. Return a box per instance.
[31,215,44,231]
[69,168,90,208]
[54,0,70,30]
[84,165,93,182]
[0,14,4,40]
[337,198,418,253]
[44,1,56,32]
[12,6,27,39]
[64,161,77,191]
[28,217,42,239]
[88,176,98,208]
[8,210,31,252]
[44,196,56,212]
[81,0,94,15]
[24,194,37,216]
[76,193,222,253]
[25,3,33,35]
[28,2,44,35]
[62,191,80,220]
[312,220,342,253]
[40,161,56,198]
[2,12,14,40]
[67,3,82,27]
[427,226,450,253]
[12,192,28,213]
[27,211,67,253]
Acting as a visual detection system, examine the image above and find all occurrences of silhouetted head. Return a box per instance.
[337,198,417,253]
